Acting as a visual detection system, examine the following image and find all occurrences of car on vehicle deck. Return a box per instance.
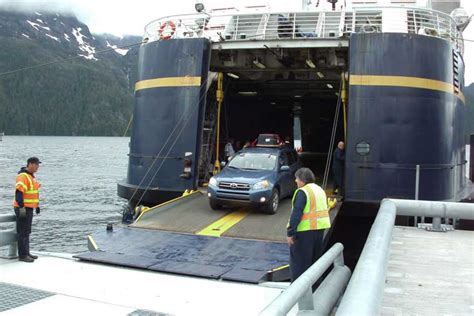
[207,145,303,214]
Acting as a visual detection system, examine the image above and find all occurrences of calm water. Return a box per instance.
[0,137,471,254]
[0,136,129,253]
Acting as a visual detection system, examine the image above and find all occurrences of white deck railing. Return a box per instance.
[144,6,464,54]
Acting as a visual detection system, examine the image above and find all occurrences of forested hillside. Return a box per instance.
[0,10,140,136]
[0,9,473,137]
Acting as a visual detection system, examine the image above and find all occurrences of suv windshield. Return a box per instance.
[227,152,277,170]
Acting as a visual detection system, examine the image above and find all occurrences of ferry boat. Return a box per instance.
[117,0,472,209]
[2,1,474,314]
[88,0,473,287]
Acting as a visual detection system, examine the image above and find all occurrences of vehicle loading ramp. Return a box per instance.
[75,191,341,283]
[132,191,294,242]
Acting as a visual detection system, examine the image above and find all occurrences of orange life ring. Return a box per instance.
[158,21,176,40]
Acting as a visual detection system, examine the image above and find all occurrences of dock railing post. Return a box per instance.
[298,287,315,310]
[259,243,350,316]
[7,239,18,258]
[414,164,421,226]
[469,135,474,181]
[0,214,18,259]
[432,217,442,231]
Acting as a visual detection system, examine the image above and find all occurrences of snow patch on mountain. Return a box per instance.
[72,27,97,60]
[78,54,98,60]
[106,40,129,56]
[26,20,50,31]
[45,33,60,42]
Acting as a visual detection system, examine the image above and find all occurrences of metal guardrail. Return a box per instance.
[259,243,351,316]
[144,6,463,54]
[0,214,18,259]
[336,199,474,315]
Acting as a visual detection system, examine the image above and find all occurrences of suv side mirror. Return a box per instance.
[280,165,290,172]
[220,161,226,168]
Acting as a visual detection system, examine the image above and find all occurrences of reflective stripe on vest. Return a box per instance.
[291,183,331,232]
[13,172,40,208]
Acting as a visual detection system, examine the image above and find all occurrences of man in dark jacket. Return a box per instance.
[332,141,345,195]
[13,157,41,262]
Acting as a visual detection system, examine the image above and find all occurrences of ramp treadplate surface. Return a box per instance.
[75,226,289,283]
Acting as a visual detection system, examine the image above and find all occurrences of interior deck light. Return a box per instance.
[317,72,325,78]
[305,58,316,69]
[227,73,239,79]
[327,83,334,89]
[253,58,266,69]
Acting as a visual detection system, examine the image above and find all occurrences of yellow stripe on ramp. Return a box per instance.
[269,264,289,273]
[87,235,99,251]
[196,210,250,237]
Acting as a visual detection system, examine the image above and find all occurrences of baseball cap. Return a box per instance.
[27,157,42,165]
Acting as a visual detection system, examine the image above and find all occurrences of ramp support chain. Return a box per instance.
[341,72,348,143]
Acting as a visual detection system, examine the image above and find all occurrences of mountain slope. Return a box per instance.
[0,10,140,136]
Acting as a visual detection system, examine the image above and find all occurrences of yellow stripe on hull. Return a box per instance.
[349,75,465,104]
[135,76,201,92]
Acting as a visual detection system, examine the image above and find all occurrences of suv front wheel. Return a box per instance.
[263,189,279,214]
[209,198,222,211]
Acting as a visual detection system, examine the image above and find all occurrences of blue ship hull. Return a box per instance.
[118,39,211,205]
[346,33,467,202]
[119,33,468,205]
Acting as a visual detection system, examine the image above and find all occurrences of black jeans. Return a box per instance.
[14,207,34,258]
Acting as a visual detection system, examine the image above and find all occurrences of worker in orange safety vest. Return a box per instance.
[13,157,42,263]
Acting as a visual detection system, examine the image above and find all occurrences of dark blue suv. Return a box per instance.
[207,146,303,214]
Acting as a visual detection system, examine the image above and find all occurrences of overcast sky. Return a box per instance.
[2,0,474,83]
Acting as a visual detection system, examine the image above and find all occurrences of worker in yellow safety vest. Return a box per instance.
[13,157,42,263]
[287,167,331,283]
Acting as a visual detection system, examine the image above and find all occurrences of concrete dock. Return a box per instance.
[381,226,474,315]
[0,253,290,315]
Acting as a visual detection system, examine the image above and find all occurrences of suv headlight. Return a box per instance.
[209,177,218,186]
[253,180,270,190]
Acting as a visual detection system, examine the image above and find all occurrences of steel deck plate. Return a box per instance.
[220,268,270,283]
[149,261,231,279]
[75,226,289,283]
[77,193,341,283]
[76,252,159,269]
